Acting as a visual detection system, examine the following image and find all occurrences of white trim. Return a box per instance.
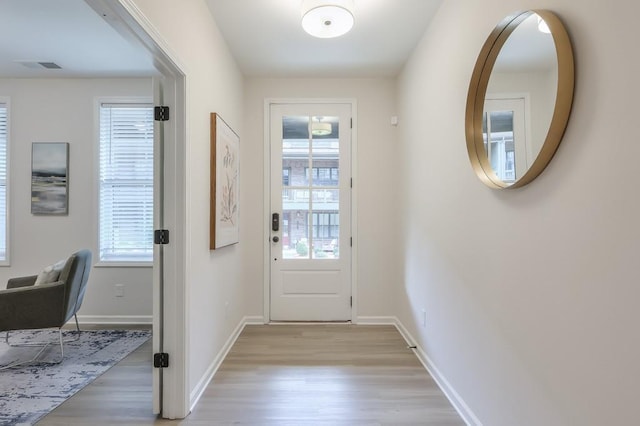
[349,103,358,323]
[262,100,271,324]
[268,321,350,325]
[87,0,189,419]
[76,315,153,325]
[355,316,397,325]
[112,1,190,420]
[263,98,357,323]
[393,317,482,426]
[243,315,266,325]
[86,0,188,77]
[189,316,262,411]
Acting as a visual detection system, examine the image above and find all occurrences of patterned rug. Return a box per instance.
[0,329,151,425]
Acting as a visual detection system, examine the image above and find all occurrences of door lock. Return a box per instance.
[272,236,279,243]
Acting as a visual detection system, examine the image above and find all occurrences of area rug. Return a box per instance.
[0,329,151,425]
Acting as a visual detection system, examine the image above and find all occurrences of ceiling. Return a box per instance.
[0,0,155,78]
[205,0,443,77]
[0,0,443,79]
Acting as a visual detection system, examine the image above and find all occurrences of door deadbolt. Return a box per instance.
[272,236,279,243]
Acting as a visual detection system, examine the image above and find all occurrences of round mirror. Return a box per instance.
[465,10,574,189]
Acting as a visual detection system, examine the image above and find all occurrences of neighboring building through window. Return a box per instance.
[305,167,338,185]
[0,102,8,263]
[99,102,153,263]
[281,135,340,258]
[311,212,339,239]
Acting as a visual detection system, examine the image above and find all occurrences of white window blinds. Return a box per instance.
[99,103,153,262]
[0,104,7,261]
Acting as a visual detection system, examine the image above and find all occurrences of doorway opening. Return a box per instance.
[86,0,188,419]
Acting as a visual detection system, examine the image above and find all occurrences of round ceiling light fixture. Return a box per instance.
[312,122,332,136]
[301,0,355,39]
[311,116,332,135]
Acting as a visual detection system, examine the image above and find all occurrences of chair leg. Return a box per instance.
[0,320,81,370]
[69,314,81,342]
[0,339,54,370]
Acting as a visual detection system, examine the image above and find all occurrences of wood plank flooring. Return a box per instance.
[38,324,464,425]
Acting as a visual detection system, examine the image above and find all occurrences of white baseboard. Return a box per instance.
[76,315,152,325]
[393,317,482,426]
[189,316,258,411]
[243,315,266,325]
[355,315,397,325]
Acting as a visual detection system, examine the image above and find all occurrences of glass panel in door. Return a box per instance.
[281,115,340,260]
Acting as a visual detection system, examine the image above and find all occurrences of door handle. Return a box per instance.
[272,213,280,232]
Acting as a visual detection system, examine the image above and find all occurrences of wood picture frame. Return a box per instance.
[210,113,239,249]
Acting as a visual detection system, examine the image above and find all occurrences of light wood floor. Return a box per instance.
[39,324,464,425]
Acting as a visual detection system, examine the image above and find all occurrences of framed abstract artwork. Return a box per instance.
[31,142,69,215]
[210,113,239,249]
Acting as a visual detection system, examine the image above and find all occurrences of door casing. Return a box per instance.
[87,0,189,418]
[263,98,358,324]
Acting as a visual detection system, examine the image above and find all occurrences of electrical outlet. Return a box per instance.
[115,284,124,297]
[422,309,427,327]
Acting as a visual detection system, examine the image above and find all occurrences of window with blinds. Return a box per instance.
[0,103,7,262]
[99,103,153,263]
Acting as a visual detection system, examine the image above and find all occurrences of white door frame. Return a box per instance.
[263,98,358,324]
[86,0,188,419]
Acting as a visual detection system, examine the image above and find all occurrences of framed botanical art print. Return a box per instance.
[210,113,239,249]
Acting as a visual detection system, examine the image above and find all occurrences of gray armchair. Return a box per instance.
[0,249,92,369]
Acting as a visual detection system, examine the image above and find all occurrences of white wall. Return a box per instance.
[398,0,640,424]
[0,77,153,321]
[243,78,399,319]
[129,0,245,405]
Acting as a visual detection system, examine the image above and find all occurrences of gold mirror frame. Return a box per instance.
[465,10,574,189]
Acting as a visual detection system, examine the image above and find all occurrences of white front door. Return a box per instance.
[269,103,352,321]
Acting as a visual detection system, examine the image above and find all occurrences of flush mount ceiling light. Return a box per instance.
[301,0,355,39]
[311,117,332,135]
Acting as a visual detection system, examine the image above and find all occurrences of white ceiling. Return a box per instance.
[0,0,443,79]
[206,0,443,77]
[0,0,155,78]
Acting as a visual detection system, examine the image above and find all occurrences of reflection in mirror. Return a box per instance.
[483,97,526,182]
[485,13,557,181]
[484,110,516,183]
[465,10,574,189]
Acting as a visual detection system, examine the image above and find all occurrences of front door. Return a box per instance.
[269,102,352,321]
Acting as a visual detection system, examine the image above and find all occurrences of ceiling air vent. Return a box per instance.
[38,62,62,69]
[15,61,62,70]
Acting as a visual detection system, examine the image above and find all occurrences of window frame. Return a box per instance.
[95,97,154,268]
[0,97,10,266]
